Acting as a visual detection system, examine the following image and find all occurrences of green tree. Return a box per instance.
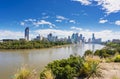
[84,50,93,56]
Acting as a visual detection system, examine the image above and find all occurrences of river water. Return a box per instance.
[0,44,104,79]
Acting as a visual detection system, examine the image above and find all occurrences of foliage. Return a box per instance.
[0,40,70,49]
[40,55,102,79]
[94,49,116,58]
[40,69,54,79]
[114,55,120,62]
[45,55,83,79]
[84,50,93,56]
[86,62,102,79]
[106,42,120,54]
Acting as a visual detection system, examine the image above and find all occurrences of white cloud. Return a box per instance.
[99,19,108,23]
[20,22,25,26]
[21,19,56,28]
[70,26,82,31]
[24,19,36,22]
[42,16,50,19]
[71,0,91,5]
[72,0,120,14]
[115,20,120,26]
[0,30,24,40]
[34,29,74,38]
[96,0,120,14]
[56,15,68,20]
[33,20,56,28]
[69,20,76,24]
[56,20,62,22]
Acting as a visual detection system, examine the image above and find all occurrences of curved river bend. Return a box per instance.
[0,44,104,79]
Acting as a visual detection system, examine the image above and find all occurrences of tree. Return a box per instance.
[84,50,93,56]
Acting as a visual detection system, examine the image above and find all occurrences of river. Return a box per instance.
[0,44,104,79]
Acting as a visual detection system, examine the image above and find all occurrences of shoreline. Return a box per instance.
[0,44,71,50]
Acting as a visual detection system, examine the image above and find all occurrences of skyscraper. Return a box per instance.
[47,33,53,41]
[25,27,29,41]
[92,33,95,42]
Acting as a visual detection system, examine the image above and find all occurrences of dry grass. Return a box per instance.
[85,56,102,63]
[13,65,38,79]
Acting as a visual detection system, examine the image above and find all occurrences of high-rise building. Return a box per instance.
[47,33,53,41]
[91,33,102,44]
[92,33,95,43]
[92,33,95,40]
[80,34,83,40]
[25,27,29,41]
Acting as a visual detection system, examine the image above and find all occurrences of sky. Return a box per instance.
[0,0,120,41]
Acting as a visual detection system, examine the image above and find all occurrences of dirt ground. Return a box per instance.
[100,63,120,79]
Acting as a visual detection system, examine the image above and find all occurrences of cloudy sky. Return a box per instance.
[0,0,120,41]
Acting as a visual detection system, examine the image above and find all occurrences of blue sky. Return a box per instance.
[0,0,120,41]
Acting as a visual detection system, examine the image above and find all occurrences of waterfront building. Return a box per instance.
[112,39,120,43]
[91,33,102,44]
[25,27,29,41]
[47,33,58,42]
[92,33,95,42]
[34,34,43,41]
[79,34,83,40]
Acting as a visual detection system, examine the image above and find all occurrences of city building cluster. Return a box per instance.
[1,27,103,44]
[67,33,102,44]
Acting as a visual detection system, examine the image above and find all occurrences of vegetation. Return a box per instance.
[14,66,37,79]
[40,55,102,79]
[0,40,70,49]
[86,62,102,79]
[106,42,120,54]
[84,50,93,56]
[40,69,54,79]
[94,49,116,58]
[114,55,120,62]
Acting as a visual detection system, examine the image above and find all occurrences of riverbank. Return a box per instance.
[0,40,70,49]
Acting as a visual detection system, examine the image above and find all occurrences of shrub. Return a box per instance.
[114,55,120,62]
[79,61,102,79]
[40,55,102,79]
[40,69,54,79]
[94,49,116,58]
[84,50,93,56]
[87,62,102,79]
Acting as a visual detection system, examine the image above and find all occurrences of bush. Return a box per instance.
[40,69,54,79]
[94,49,116,58]
[114,55,120,62]
[84,50,93,56]
[40,55,102,79]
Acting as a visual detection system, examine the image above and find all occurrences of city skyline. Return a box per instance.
[0,0,120,41]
